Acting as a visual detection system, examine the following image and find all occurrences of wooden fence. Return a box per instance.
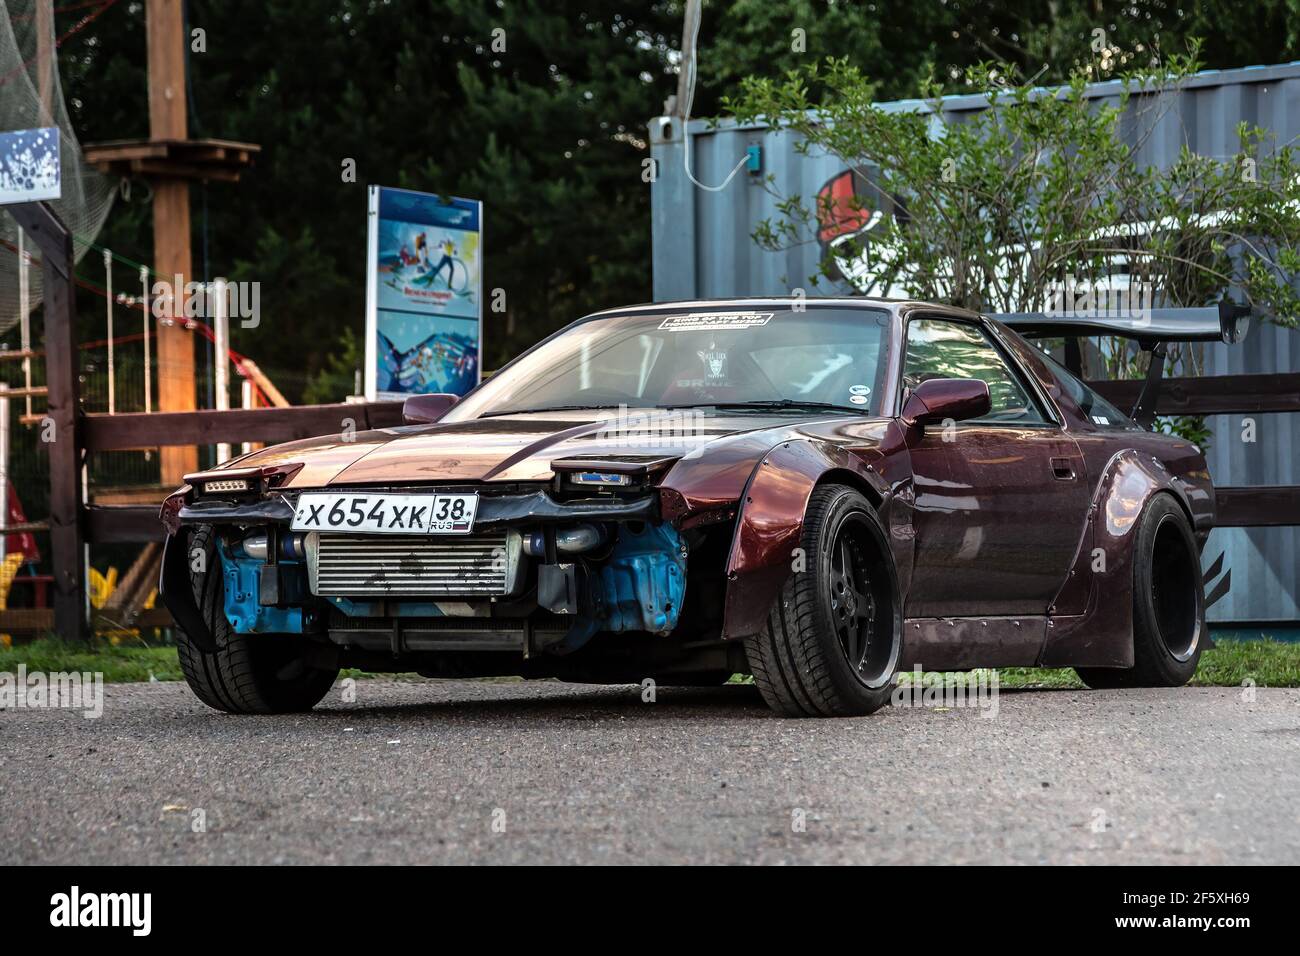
[3,201,1298,635]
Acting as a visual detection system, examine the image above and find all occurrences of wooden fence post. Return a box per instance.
[8,202,87,641]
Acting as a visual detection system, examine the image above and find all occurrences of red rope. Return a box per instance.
[9,1,118,22]
[2,245,273,408]
[0,0,121,88]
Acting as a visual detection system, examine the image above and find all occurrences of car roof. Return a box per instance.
[582,297,984,322]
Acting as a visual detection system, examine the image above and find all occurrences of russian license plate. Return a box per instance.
[290,492,478,534]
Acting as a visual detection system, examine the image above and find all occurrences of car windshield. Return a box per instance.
[446,306,891,420]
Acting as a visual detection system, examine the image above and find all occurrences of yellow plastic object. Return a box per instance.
[88,566,119,610]
[0,551,24,609]
[0,551,25,646]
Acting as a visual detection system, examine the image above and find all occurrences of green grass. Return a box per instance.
[0,637,183,683]
[1,637,1297,688]
[979,639,1300,689]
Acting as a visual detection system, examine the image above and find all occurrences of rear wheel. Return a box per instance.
[744,484,901,717]
[1076,493,1204,689]
[176,526,339,714]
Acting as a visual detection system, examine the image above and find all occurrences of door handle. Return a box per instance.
[1050,457,1076,480]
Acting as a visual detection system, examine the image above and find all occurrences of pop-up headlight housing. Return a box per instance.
[549,456,678,494]
[183,462,304,499]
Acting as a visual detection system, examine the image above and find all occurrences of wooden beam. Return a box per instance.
[83,401,405,451]
[0,606,175,633]
[1090,373,1300,416]
[147,0,198,484]
[146,0,187,139]
[1215,486,1300,528]
[82,142,171,163]
[0,609,55,631]
[85,505,164,544]
[0,521,50,534]
[89,484,174,506]
[9,203,87,640]
[0,386,48,399]
[131,158,243,183]
[35,0,53,122]
[240,360,290,407]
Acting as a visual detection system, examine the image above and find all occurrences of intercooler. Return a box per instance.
[305,530,523,597]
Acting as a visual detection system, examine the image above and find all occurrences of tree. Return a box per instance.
[48,1,1300,403]
[726,49,1300,368]
[57,0,681,400]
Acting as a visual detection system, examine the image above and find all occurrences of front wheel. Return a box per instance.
[176,526,339,714]
[1076,493,1205,689]
[744,484,901,717]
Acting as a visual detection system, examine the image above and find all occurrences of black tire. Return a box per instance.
[176,526,339,714]
[744,484,901,717]
[1076,493,1205,689]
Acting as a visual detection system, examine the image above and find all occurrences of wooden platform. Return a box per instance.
[84,138,261,183]
[90,485,174,507]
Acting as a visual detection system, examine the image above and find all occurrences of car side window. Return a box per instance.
[903,318,1049,425]
[1040,351,1140,430]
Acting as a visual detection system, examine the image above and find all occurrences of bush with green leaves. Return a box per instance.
[725,48,1300,393]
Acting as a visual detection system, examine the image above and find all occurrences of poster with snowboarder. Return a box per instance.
[364,185,482,400]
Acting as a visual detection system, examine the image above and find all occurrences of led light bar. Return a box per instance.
[569,471,631,487]
[204,478,251,494]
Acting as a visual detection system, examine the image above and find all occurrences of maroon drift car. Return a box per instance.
[160,298,1236,717]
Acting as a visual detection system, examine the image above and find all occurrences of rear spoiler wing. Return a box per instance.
[995,300,1251,346]
[992,301,1251,430]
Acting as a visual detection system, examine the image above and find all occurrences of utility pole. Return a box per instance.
[35,0,53,121]
[146,0,197,485]
[87,0,259,485]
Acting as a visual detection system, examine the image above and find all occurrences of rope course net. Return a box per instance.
[0,0,116,336]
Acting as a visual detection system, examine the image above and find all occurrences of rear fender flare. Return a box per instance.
[1040,448,1197,667]
[720,439,892,640]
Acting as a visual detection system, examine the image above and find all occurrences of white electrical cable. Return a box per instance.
[18,231,31,419]
[103,249,115,415]
[679,2,748,193]
[140,266,152,414]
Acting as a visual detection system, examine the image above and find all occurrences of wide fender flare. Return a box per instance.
[1040,447,1198,667]
[159,527,217,652]
[719,439,891,640]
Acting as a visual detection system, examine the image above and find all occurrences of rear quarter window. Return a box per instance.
[1041,353,1139,430]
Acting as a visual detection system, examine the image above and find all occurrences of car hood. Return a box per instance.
[226,409,875,488]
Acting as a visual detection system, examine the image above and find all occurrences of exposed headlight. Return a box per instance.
[568,471,631,487]
[204,478,251,494]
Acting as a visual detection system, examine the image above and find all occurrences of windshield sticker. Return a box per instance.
[697,347,729,380]
[1092,415,1110,425]
[849,384,871,396]
[849,394,870,405]
[659,311,775,332]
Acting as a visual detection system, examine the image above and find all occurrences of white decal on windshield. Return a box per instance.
[658,311,775,332]
[697,348,729,380]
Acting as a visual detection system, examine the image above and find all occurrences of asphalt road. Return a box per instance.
[2,678,1298,864]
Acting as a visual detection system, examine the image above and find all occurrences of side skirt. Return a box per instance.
[902,616,1048,670]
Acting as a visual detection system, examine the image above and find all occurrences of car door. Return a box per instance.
[900,315,1090,619]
